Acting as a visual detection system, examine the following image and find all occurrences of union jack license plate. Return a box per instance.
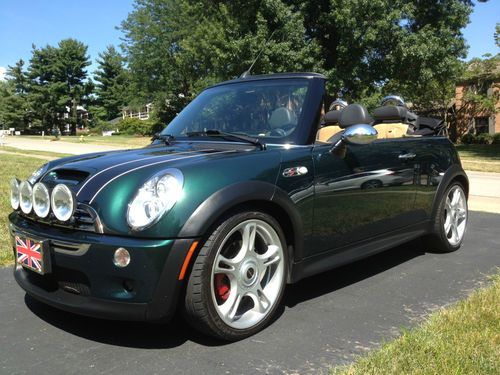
[15,235,50,274]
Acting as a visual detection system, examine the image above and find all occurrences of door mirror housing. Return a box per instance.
[342,124,378,145]
[330,124,378,158]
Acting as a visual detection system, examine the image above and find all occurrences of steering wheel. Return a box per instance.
[268,123,295,137]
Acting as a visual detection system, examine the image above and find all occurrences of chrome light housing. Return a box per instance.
[127,169,184,231]
[51,184,75,222]
[32,182,51,218]
[19,181,33,214]
[10,178,20,210]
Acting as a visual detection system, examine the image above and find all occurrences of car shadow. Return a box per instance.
[283,238,427,307]
[25,238,428,349]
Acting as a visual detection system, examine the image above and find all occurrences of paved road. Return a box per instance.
[1,212,499,375]
[467,171,500,213]
[1,136,124,155]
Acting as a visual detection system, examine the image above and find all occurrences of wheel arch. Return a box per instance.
[431,164,469,221]
[178,181,304,283]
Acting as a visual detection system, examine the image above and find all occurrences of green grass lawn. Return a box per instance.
[0,146,71,159]
[332,272,500,375]
[0,154,46,266]
[21,135,151,148]
[456,144,500,173]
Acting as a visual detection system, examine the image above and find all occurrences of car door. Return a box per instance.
[308,137,421,256]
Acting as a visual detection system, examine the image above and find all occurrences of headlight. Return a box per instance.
[28,163,49,184]
[19,181,33,214]
[51,184,75,221]
[10,178,20,210]
[127,169,184,230]
[32,182,51,218]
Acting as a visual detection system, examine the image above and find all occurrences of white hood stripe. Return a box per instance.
[88,150,236,204]
[76,150,204,196]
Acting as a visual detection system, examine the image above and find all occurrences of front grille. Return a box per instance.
[19,203,102,233]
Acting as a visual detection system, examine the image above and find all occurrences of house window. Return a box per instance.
[474,117,489,134]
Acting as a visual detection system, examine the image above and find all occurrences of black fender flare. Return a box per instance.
[430,164,469,221]
[178,180,304,267]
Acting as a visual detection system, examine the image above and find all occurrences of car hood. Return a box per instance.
[38,142,284,236]
[40,143,256,201]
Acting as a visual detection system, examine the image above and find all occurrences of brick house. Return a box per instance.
[451,57,500,139]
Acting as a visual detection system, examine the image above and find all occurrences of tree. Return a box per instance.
[495,23,500,48]
[28,39,91,134]
[120,0,320,123]
[120,0,481,123]
[93,45,129,121]
[0,60,31,130]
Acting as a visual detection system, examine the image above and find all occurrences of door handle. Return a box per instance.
[398,153,416,160]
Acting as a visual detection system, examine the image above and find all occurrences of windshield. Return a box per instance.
[161,79,311,144]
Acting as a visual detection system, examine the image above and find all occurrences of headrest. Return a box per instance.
[269,107,297,129]
[339,104,372,128]
[323,110,342,126]
[373,106,407,122]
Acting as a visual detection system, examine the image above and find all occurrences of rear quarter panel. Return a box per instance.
[413,137,461,220]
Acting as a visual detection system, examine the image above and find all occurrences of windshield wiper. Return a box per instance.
[186,130,266,150]
[152,133,175,145]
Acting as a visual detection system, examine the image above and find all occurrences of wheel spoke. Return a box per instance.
[258,244,281,267]
[220,290,242,321]
[238,222,257,259]
[249,287,271,314]
[451,223,459,243]
[215,254,238,276]
[451,189,460,206]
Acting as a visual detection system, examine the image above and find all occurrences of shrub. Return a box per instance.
[475,133,493,145]
[118,117,157,136]
[88,121,117,135]
[461,133,476,144]
[492,133,500,145]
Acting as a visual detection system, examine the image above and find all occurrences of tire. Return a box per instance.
[184,211,288,341]
[425,182,468,253]
[361,179,382,189]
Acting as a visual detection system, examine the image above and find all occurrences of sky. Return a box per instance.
[0,0,498,81]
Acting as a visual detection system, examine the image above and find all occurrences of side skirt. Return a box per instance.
[290,221,431,283]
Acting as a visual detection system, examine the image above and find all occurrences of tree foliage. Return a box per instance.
[0,39,91,133]
[92,46,129,121]
[119,0,482,122]
[0,1,492,135]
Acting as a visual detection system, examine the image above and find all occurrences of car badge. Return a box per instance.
[282,166,308,177]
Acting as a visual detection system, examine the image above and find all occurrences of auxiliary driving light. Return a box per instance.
[51,184,75,222]
[32,182,51,218]
[114,248,131,268]
[19,181,33,214]
[10,178,20,210]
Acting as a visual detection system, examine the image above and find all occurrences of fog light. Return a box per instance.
[19,181,33,214]
[114,248,130,268]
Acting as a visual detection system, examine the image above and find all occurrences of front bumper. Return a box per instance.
[9,212,196,322]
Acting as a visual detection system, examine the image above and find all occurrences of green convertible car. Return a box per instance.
[9,73,468,340]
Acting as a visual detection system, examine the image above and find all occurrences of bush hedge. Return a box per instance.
[461,132,500,145]
[118,117,157,136]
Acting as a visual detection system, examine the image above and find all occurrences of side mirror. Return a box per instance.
[330,124,378,157]
[342,124,378,145]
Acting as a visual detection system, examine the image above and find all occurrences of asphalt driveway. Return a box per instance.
[1,211,499,375]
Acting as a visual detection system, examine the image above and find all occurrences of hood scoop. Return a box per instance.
[42,169,90,187]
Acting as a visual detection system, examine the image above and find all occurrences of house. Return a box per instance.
[122,103,153,120]
[451,56,500,139]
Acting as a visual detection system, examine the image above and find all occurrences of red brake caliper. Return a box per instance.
[214,274,230,302]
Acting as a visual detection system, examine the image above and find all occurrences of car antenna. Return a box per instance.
[240,29,277,79]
